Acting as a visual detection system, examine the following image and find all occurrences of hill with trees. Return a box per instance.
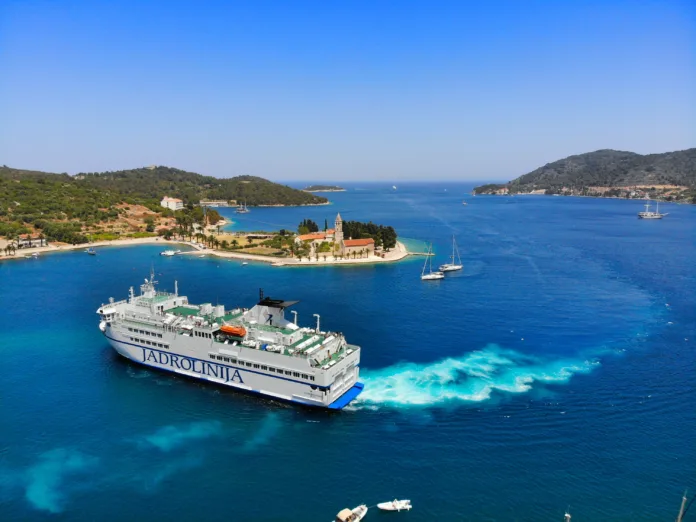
[0,164,327,244]
[473,149,696,202]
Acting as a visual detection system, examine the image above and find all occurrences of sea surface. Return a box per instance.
[1,184,694,521]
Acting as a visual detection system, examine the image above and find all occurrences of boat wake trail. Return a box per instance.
[355,345,599,408]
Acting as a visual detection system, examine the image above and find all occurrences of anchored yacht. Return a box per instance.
[638,199,667,219]
[439,236,463,272]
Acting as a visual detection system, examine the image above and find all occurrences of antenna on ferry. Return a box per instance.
[291,310,298,325]
[313,313,320,333]
[259,288,264,301]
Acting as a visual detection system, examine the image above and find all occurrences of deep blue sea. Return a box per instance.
[1,184,694,521]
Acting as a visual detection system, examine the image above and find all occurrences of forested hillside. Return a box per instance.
[0,164,327,242]
[473,149,696,202]
[510,149,696,188]
[76,166,327,206]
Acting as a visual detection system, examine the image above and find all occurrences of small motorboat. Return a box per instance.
[86,248,97,255]
[241,261,248,266]
[160,250,176,257]
[31,252,39,258]
[377,499,412,512]
[333,505,367,522]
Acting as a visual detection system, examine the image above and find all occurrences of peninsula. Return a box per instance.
[0,164,328,253]
[473,148,696,204]
[303,185,346,192]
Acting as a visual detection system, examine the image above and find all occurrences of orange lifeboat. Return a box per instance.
[220,325,247,337]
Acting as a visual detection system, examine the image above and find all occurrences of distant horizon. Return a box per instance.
[4,144,692,185]
[1,0,694,180]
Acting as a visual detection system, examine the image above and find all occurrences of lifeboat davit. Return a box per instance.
[221,325,247,337]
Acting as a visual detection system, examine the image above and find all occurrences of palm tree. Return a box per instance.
[208,234,215,247]
[221,240,229,250]
[216,224,221,235]
[213,238,220,250]
[231,239,239,248]
[38,233,45,247]
[246,236,253,245]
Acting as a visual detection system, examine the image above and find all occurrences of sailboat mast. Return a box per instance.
[676,490,688,522]
[422,245,430,276]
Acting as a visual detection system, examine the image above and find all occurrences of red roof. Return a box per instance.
[297,233,327,241]
[343,238,374,247]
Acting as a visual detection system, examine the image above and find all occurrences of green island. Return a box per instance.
[196,213,402,266]
[0,165,406,265]
[0,164,327,251]
[473,148,696,203]
[303,185,346,192]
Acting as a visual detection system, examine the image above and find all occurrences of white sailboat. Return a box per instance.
[638,199,667,219]
[439,236,463,272]
[235,200,250,214]
[421,243,444,280]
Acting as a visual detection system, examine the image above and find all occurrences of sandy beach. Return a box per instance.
[0,236,412,267]
[183,240,410,266]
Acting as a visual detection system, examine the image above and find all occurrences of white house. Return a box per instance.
[161,196,184,210]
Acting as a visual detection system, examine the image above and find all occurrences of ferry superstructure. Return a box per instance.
[96,272,363,409]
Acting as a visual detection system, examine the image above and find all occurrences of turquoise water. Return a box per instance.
[1,184,694,520]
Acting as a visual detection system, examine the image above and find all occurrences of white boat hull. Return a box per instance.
[421,273,445,280]
[102,326,360,409]
[377,500,412,511]
[439,264,462,272]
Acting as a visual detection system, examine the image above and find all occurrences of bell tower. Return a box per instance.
[334,213,344,244]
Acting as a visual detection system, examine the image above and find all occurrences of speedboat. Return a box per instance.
[377,499,412,512]
[333,505,367,522]
[86,248,97,255]
[242,262,248,266]
[160,250,176,257]
[31,252,39,258]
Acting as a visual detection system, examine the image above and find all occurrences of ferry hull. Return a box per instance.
[103,328,362,410]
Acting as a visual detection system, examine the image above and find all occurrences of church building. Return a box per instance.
[295,213,375,258]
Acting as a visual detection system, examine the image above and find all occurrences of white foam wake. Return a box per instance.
[356,345,598,407]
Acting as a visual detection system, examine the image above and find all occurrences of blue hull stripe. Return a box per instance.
[328,382,365,410]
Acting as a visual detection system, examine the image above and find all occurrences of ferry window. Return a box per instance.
[301,374,308,379]
[245,362,252,367]
[253,364,259,369]
[269,368,276,372]
[261,365,268,370]
[230,358,237,364]
[293,372,300,378]
[285,371,292,376]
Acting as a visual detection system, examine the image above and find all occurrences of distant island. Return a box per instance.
[0,165,328,249]
[473,148,696,204]
[303,184,346,192]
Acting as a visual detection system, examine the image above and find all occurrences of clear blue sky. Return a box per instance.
[1,0,694,181]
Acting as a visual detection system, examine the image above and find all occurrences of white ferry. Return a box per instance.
[96,272,363,409]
